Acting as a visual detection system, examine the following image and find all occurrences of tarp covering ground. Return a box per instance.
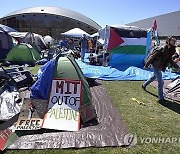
[151,80,180,102]
[76,60,180,81]
[7,81,129,149]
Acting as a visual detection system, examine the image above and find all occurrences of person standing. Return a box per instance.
[68,38,74,50]
[142,36,180,103]
[79,34,89,62]
[88,38,93,53]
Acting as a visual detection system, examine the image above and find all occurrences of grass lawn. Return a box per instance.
[3,66,180,154]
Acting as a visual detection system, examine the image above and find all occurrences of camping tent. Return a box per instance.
[43,35,53,45]
[5,44,40,66]
[30,55,94,123]
[9,32,46,52]
[30,55,91,107]
[0,30,14,61]
[0,24,17,33]
[99,25,150,69]
[61,28,90,38]
[9,32,29,39]
[22,32,46,52]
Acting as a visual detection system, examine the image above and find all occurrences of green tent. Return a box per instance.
[5,43,40,66]
[0,30,14,61]
[54,55,91,105]
[53,55,95,122]
[30,54,96,122]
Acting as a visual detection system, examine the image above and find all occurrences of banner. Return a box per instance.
[42,79,82,131]
[15,99,47,130]
[0,115,18,152]
[0,128,13,151]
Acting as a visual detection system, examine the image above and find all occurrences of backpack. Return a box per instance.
[144,46,164,68]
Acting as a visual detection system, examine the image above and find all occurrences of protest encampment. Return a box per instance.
[0,3,180,153]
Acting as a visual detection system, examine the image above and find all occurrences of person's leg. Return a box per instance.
[81,48,85,62]
[153,69,164,100]
[143,73,156,88]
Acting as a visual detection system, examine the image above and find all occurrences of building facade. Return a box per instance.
[0,7,101,40]
[127,11,180,38]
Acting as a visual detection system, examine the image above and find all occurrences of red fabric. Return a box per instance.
[153,19,157,30]
[107,28,124,51]
[0,129,12,151]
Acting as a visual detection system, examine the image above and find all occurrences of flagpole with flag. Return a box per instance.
[152,19,160,46]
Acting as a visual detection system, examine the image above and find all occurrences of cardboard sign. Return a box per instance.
[15,99,47,130]
[42,79,82,131]
[16,119,42,130]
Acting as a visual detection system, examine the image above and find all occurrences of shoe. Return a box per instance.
[141,84,147,91]
[158,99,167,104]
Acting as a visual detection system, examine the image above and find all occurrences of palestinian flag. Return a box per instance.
[100,26,149,69]
[106,27,147,55]
[0,114,25,152]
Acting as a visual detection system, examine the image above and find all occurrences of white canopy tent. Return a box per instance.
[61,28,90,38]
[91,32,99,38]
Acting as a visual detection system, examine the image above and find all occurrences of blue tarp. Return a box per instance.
[109,54,145,70]
[30,54,179,99]
[76,60,179,81]
[30,58,56,99]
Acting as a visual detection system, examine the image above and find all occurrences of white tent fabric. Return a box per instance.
[9,32,45,41]
[9,32,29,38]
[9,32,46,47]
[43,35,53,45]
[61,28,90,37]
[91,32,99,38]
[0,24,17,33]
[110,24,143,30]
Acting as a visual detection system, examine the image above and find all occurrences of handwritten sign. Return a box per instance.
[42,79,82,131]
[15,99,46,130]
[16,119,42,130]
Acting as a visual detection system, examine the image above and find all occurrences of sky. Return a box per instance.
[1,0,180,27]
